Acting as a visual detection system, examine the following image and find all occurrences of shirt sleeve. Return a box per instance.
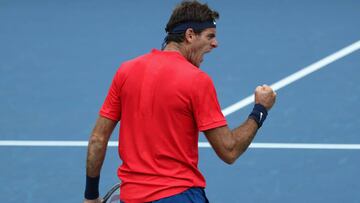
[99,68,123,121]
[191,72,227,131]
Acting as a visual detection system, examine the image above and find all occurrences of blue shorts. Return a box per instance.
[121,187,209,203]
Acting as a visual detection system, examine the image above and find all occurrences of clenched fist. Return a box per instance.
[254,85,276,110]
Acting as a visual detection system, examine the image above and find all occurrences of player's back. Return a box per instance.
[116,49,207,202]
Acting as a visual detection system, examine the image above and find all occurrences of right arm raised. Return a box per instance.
[204,119,258,164]
[204,85,276,164]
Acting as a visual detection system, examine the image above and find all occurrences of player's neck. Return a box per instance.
[164,42,188,57]
[163,42,196,65]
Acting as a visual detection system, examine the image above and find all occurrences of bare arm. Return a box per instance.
[205,85,276,164]
[83,116,117,203]
[205,119,258,164]
[86,116,117,177]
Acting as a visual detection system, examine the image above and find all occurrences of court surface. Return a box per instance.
[1,0,360,202]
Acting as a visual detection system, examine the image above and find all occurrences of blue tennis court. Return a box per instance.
[1,0,360,202]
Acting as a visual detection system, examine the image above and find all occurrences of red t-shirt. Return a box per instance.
[100,49,227,202]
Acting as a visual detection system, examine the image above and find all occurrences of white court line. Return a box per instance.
[1,141,360,150]
[222,40,360,116]
[1,41,360,149]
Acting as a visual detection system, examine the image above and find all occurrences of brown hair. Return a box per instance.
[163,0,219,45]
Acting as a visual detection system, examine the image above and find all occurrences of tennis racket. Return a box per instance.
[102,183,120,203]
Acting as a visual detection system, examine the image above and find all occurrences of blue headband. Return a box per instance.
[169,20,216,34]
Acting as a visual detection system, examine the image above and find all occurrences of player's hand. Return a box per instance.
[254,85,276,110]
[83,198,102,203]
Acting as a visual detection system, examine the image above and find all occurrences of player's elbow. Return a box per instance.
[223,141,238,164]
[89,132,108,146]
[221,143,246,165]
[212,147,237,164]
[219,147,238,165]
[222,156,236,165]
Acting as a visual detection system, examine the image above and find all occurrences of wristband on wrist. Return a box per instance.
[248,103,268,128]
[85,175,100,200]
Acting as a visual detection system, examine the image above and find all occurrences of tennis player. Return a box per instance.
[84,1,276,202]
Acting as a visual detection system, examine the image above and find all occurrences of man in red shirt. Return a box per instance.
[84,1,276,203]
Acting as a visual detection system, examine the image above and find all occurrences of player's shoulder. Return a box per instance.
[198,73,215,91]
[193,69,213,82]
[114,51,151,74]
[120,52,150,67]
